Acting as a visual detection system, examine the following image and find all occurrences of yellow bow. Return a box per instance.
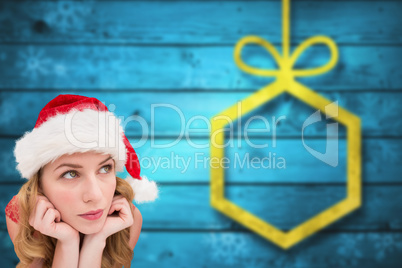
[234,0,338,79]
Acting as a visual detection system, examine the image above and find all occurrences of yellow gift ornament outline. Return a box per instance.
[210,0,361,249]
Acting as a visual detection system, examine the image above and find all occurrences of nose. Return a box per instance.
[82,174,103,203]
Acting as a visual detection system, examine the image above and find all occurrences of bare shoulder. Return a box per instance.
[129,203,143,250]
[6,197,45,267]
[5,195,20,243]
[6,211,44,267]
[5,213,19,243]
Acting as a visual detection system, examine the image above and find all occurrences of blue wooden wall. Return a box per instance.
[1,0,402,267]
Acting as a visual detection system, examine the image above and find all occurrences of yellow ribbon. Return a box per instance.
[234,0,338,79]
[211,0,361,250]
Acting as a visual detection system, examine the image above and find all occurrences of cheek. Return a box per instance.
[101,178,117,208]
[46,189,77,216]
[105,179,117,200]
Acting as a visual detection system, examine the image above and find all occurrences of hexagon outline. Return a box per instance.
[210,79,361,249]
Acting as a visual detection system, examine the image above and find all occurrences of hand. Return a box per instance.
[93,195,134,241]
[29,195,79,243]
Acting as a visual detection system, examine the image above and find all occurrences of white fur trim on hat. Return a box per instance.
[125,175,159,203]
[14,109,127,179]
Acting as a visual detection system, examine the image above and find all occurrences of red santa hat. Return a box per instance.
[14,94,158,203]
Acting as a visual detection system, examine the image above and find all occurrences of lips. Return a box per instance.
[79,209,103,220]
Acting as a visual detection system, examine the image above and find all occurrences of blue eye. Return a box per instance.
[100,164,112,174]
[62,170,78,179]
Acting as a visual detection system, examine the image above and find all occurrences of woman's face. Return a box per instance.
[40,151,116,234]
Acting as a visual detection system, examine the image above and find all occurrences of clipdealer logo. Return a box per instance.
[63,101,339,173]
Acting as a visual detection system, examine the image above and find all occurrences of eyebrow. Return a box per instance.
[53,156,113,172]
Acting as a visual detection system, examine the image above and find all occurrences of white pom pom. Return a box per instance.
[125,175,159,203]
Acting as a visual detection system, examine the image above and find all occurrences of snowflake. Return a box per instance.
[203,232,250,266]
[43,1,93,32]
[369,233,402,261]
[16,47,52,80]
[269,255,301,268]
[0,100,18,125]
[336,233,365,266]
[54,63,67,76]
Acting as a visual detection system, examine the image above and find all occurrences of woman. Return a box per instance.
[5,94,159,267]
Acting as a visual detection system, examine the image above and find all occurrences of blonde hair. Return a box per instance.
[14,171,135,268]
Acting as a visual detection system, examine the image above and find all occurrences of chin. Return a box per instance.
[74,217,107,235]
[77,223,104,235]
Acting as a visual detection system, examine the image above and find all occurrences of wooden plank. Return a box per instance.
[133,232,402,268]
[0,91,400,137]
[0,45,401,90]
[132,231,402,268]
[1,229,402,268]
[1,137,400,184]
[0,230,18,268]
[2,184,402,231]
[0,1,401,45]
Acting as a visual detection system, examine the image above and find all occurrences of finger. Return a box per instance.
[108,199,128,214]
[29,197,44,225]
[109,201,131,220]
[108,202,125,215]
[37,195,49,201]
[108,202,119,215]
[42,208,58,228]
[43,205,61,224]
[36,199,54,220]
[33,200,55,228]
[37,195,55,206]
[108,197,126,214]
[37,195,56,209]
[54,209,61,223]
[29,198,46,227]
